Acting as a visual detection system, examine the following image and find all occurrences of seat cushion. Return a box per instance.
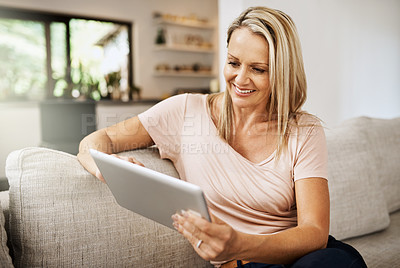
[345,210,400,268]
[6,147,211,268]
[325,118,390,240]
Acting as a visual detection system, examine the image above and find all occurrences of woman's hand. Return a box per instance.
[110,154,145,167]
[171,211,241,262]
[95,154,145,183]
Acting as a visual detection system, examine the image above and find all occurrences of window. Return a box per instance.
[0,6,133,101]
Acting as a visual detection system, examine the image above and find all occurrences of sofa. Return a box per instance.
[0,116,399,267]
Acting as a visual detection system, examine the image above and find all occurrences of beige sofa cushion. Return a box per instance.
[0,197,13,267]
[6,147,211,268]
[345,210,400,268]
[351,117,400,213]
[326,118,390,240]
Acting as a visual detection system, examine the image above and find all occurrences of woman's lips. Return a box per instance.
[233,84,256,96]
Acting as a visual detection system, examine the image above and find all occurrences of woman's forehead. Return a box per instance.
[228,28,269,63]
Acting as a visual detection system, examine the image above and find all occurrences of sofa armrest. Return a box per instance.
[0,191,13,267]
[6,147,211,268]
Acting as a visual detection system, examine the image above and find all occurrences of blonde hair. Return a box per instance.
[208,6,309,158]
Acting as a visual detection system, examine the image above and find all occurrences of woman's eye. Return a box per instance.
[228,61,239,67]
[253,68,266,73]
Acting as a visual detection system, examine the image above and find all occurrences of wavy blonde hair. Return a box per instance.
[208,6,309,158]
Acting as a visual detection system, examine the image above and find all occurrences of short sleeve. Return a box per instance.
[138,94,188,161]
[293,120,328,181]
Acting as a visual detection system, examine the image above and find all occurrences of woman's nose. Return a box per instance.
[235,67,249,85]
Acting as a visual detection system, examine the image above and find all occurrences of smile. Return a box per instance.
[234,85,256,95]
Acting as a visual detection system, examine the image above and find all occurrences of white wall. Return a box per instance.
[0,103,41,178]
[0,0,218,99]
[218,0,400,127]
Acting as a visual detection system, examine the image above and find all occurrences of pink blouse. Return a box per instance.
[138,93,328,235]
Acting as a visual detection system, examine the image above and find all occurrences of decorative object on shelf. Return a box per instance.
[154,63,212,77]
[152,11,215,81]
[155,63,171,72]
[155,27,166,44]
[173,87,210,95]
[105,71,122,100]
[153,11,213,52]
[102,72,140,102]
[184,34,203,46]
[154,44,213,53]
[209,78,220,93]
[153,11,209,28]
[130,84,141,101]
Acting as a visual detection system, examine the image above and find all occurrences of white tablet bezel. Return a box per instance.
[90,149,211,230]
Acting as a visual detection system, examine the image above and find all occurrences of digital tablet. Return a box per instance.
[90,149,211,230]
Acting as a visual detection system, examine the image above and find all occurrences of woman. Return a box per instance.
[78,6,367,268]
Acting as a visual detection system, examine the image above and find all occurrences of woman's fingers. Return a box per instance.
[95,168,106,183]
[172,212,214,260]
[111,154,145,166]
[172,212,204,243]
[172,210,237,261]
[95,154,144,182]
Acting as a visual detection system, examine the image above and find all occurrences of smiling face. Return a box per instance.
[223,27,270,113]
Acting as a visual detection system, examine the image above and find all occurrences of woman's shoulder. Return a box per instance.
[161,93,189,104]
[289,112,325,138]
[140,94,189,119]
[291,112,323,128]
[186,93,208,102]
[185,93,211,113]
[162,93,207,105]
[152,93,209,117]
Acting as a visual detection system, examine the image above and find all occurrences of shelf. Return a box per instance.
[154,71,214,78]
[154,17,214,30]
[154,44,213,53]
[152,13,216,83]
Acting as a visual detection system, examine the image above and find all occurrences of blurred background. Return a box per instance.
[0,0,399,189]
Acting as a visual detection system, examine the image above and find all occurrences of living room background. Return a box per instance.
[0,0,399,181]
[0,0,218,181]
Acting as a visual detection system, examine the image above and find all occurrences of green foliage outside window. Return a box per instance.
[0,8,132,102]
[0,18,47,100]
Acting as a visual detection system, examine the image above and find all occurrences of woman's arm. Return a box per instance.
[77,116,154,181]
[173,177,330,264]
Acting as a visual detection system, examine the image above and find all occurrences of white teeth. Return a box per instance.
[235,86,255,94]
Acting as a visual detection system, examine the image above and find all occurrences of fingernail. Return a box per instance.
[173,222,179,230]
[182,210,189,218]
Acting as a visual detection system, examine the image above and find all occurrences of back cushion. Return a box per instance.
[6,147,211,268]
[360,117,400,213]
[326,118,390,240]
